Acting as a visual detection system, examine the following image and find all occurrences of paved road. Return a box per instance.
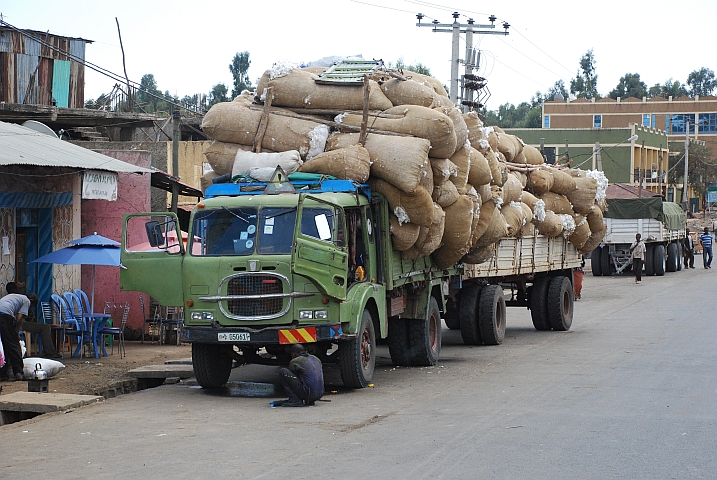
[1,268,715,479]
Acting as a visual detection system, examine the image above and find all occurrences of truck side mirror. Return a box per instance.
[145,221,164,247]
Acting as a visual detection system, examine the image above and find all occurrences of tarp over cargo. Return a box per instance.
[604,198,686,231]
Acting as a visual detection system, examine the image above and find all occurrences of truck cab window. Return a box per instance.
[191,207,258,256]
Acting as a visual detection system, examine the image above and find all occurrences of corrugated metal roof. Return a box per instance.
[0,121,150,173]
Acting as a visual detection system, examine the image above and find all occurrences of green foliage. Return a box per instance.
[608,73,648,99]
[569,49,599,99]
[686,68,716,97]
[668,141,716,198]
[648,79,687,99]
[208,83,229,106]
[546,80,568,101]
[230,52,253,98]
[391,57,431,76]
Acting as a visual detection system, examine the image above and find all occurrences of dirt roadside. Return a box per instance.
[0,342,192,397]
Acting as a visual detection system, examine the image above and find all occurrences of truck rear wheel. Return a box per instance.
[600,246,611,276]
[676,242,683,271]
[339,309,375,388]
[547,276,573,331]
[654,244,666,276]
[459,283,483,345]
[478,285,506,345]
[530,276,551,331]
[645,244,655,276]
[388,318,412,366]
[443,297,460,330]
[591,247,602,276]
[192,343,233,389]
[666,242,679,272]
[408,297,442,366]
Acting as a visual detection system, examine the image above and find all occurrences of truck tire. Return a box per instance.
[591,247,602,276]
[443,297,460,330]
[339,309,375,388]
[192,343,233,389]
[530,276,551,331]
[388,318,412,366]
[600,245,611,276]
[407,297,442,366]
[478,285,506,345]
[654,244,666,276]
[645,244,655,276]
[547,276,573,331]
[666,242,679,272]
[676,242,683,271]
[459,283,483,345]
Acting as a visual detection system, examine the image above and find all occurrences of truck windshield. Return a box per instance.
[191,206,339,256]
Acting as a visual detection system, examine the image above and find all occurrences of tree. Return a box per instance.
[230,52,253,98]
[137,73,161,112]
[392,57,432,76]
[648,78,687,99]
[208,83,229,106]
[546,80,569,101]
[686,68,716,97]
[608,73,648,99]
[569,50,599,99]
[668,141,716,200]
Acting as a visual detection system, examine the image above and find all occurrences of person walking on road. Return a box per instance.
[277,344,324,407]
[700,227,713,268]
[630,233,646,284]
[683,229,695,269]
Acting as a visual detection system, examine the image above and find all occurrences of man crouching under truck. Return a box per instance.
[276,344,324,407]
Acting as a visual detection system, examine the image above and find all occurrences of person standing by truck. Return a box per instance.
[683,229,695,269]
[630,234,646,284]
[700,227,713,269]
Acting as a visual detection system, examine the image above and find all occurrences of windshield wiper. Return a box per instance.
[221,206,249,223]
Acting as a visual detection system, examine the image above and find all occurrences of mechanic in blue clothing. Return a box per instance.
[278,344,324,407]
[699,227,713,269]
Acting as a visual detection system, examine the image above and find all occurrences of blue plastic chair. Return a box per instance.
[74,289,94,315]
[51,294,84,358]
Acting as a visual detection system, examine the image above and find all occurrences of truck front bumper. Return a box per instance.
[181,324,343,345]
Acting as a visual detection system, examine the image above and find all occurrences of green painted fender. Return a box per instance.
[340,282,386,338]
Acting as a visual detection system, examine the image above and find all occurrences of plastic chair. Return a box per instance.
[50,294,84,359]
[159,306,183,345]
[97,303,129,358]
[74,289,93,314]
[140,294,161,344]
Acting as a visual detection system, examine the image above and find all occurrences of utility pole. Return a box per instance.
[638,141,645,198]
[171,107,181,214]
[595,142,603,171]
[682,121,689,207]
[416,12,509,110]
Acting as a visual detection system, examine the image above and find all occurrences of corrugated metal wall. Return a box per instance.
[0,28,88,107]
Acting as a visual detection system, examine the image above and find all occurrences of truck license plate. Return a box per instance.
[218,332,250,342]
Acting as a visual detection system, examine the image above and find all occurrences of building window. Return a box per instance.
[593,115,602,128]
[698,113,717,134]
[543,115,550,128]
[651,114,656,129]
[669,114,696,134]
[642,114,650,127]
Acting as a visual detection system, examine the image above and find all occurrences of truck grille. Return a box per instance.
[226,274,283,317]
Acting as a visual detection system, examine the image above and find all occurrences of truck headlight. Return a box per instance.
[314,310,328,319]
[191,312,202,321]
[299,310,313,319]
[191,312,214,321]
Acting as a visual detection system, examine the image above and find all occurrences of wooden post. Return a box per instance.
[253,86,273,153]
[359,75,370,146]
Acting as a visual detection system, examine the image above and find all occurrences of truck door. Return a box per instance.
[292,196,348,300]
[120,213,185,306]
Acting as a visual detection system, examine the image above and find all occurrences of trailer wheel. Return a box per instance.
[459,283,483,345]
[547,276,573,331]
[676,242,683,271]
[339,309,375,388]
[192,343,233,388]
[443,297,460,330]
[654,244,666,276]
[645,244,655,276]
[478,285,507,345]
[407,297,442,366]
[387,318,412,366]
[530,276,551,331]
[600,245,612,276]
[590,247,603,276]
[666,242,679,272]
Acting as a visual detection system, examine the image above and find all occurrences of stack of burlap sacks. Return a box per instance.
[200,63,608,269]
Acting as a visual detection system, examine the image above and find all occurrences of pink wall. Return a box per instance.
[81,150,151,329]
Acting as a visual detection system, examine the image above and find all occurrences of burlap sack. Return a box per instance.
[485,149,504,187]
[232,91,255,104]
[568,177,599,214]
[467,148,492,187]
[502,202,526,237]
[431,158,458,184]
[417,204,446,257]
[501,173,523,204]
[390,214,421,251]
[520,191,539,211]
[339,105,457,159]
[204,141,256,175]
[201,171,221,193]
[370,179,434,227]
[463,111,483,135]
[232,150,302,178]
[433,180,459,207]
[434,106,468,149]
[298,145,371,182]
[515,172,528,188]
[257,68,393,110]
[431,195,475,269]
[403,70,449,97]
[535,210,564,237]
[401,245,422,260]
[381,78,439,107]
[586,206,604,233]
[487,128,499,152]
[201,102,327,159]
[496,133,523,162]
[539,192,573,215]
[523,144,545,165]
[550,168,578,196]
[449,146,470,194]
[325,132,430,193]
[567,168,586,177]
[526,169,554,195]
[471,199,496,245]
[578,227,607,254]
[475,205,508,247]
[462,244,495,265]
[493,126,505,134]
[569,214,590,250]
[513,150,527,164]
[520,202,535,237]
[476,183,492,204]
[419,163,434,195]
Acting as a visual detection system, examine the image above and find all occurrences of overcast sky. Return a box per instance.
[2,0,715,110]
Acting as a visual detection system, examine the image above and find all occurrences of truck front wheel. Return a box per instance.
[192,343,233,388]
[339,309,376,388]
[408,297,442,366]
[547,276,573,331]
[478,285,507,345]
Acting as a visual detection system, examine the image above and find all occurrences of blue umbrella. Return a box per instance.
[33,233,121,312]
